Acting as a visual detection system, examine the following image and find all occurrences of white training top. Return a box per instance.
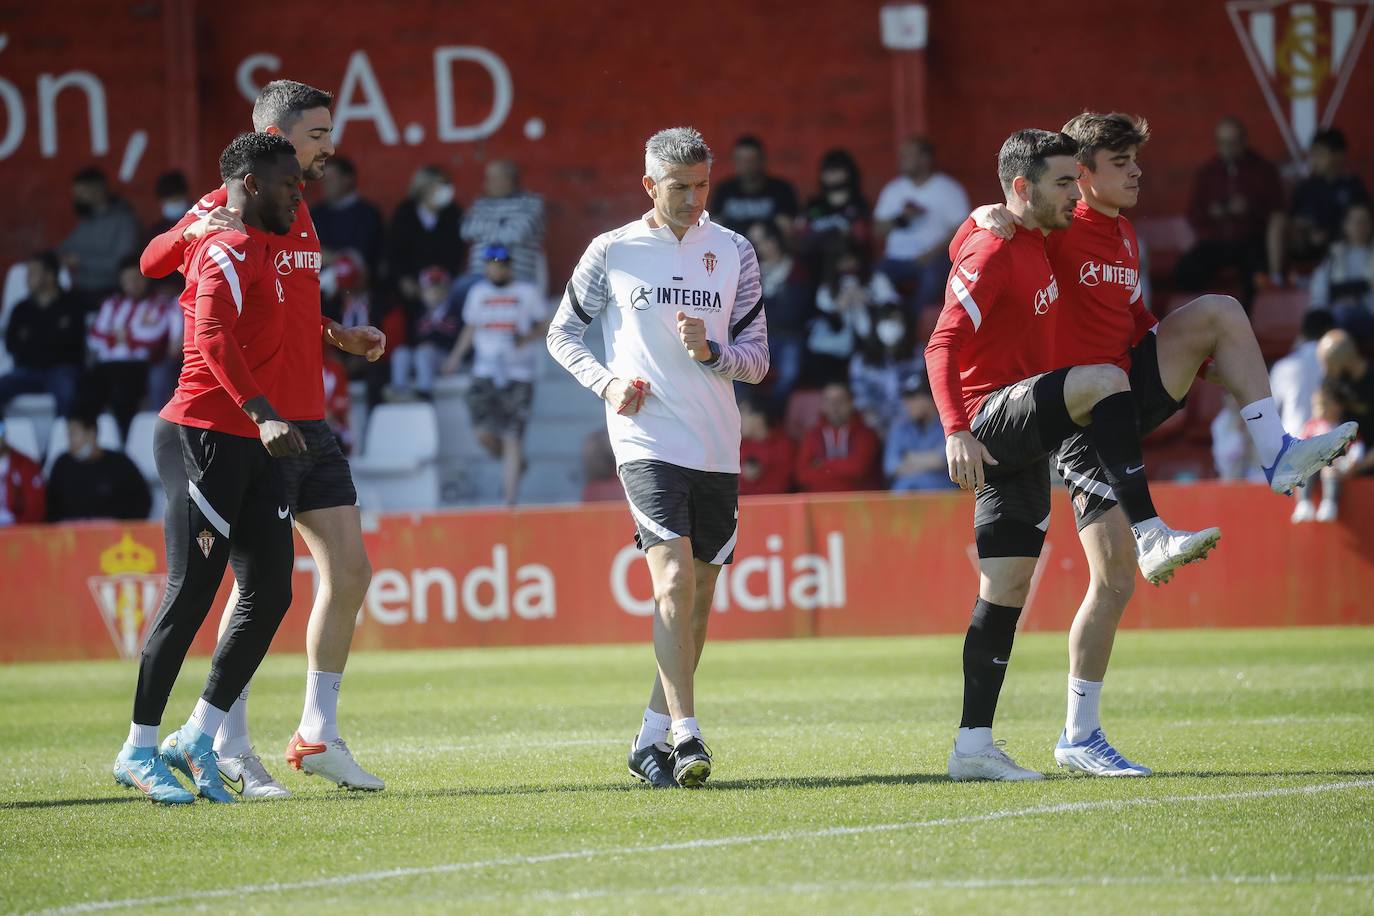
[873,172,970,261]
[546,210,768,474]
[462,277,547,384]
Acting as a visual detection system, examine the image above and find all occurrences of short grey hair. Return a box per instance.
[644,127,713,183]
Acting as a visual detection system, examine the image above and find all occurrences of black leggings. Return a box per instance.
[132,420,294,725]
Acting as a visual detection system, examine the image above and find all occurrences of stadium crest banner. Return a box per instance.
[1,483,1372,663]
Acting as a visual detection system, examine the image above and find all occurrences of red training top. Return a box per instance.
[925,225,1061,434]
[794,417,882,492]
[142,187,326,421]
[159,229,284,438]
[740,430,796,495]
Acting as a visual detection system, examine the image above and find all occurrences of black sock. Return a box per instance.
[1087,392,1158,525]
[959,598,1022,729]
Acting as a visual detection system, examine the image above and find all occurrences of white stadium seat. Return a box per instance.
[5,392,58,456]
[351,402,441,511]
[125,412,160,482]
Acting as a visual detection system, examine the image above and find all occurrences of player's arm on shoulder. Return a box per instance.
[702,235,770,384]
[140,210,200,278]
[546,233,616,396]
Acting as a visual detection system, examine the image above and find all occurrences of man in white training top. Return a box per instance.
[547,127,768,789]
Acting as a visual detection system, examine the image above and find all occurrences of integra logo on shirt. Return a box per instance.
[275,249,323,276]
[627,284,723,312]
[1033,277,1059,315]
[1078,261,1139,289]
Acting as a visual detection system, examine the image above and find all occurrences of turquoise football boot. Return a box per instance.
[113,743,195,805]
[160,725,236,803]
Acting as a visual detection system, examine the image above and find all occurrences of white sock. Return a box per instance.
[670,716,702,745]
[128,722,159,748]
[214,683,253,757]
[635,708,672,750]
[1241,397,1286,467]
[299,671,342,743]
[1066,677,1104,743]
[954,726,993,754]
[187,698,228,739]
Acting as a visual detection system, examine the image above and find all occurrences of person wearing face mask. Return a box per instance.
[45,409,150,522]
[148,171,192,240]
[58,167,141,306]
[805,244,898,387]
[389,165,464,305]
[796,148,872,275]
[315,157,386,274]
[849,303,920,430]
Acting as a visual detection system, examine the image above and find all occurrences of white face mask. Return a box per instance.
[426,184,454,209]
[162,200,189,221]
[876,319,905,347]
[72,441,96,461]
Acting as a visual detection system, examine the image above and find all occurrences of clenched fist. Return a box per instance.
[604,376,651,415]
[675,311,711,362]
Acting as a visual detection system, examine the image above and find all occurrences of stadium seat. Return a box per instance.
[1133,215,1195,280]
[125,412,160,482]
[1249,288,1310,362]
[784,389,823,441]
[5,392,57,455]
[43,413,122,474]
[1184,381,1226,445]
[351,402,440,511]
[2,416,41,462]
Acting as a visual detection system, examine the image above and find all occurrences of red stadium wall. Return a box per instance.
[1,1,1371,277]
[2,481,1371,663]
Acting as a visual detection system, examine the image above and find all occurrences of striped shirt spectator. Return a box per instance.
[461,160,546,291]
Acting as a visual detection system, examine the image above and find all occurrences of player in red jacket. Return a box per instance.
[926,129,1221,784]
[141,81,386,796]
[962,113,1357,778]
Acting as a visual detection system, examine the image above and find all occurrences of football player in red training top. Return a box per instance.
[961,113,1356,778]
[114,132,307,804]
[141,81,386,796]
[926,129,1221,784]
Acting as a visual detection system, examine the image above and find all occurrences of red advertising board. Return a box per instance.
[2,481,1370,664]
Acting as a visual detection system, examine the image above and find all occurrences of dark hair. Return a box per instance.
[1311,128,1348,153]
[329,156,357,178]
[27,250,60,276]
[903,136,934,156]
[1301,308,1336,341]
[997,129,1079,193]
[818,148,862,186]
[219,132,297,182]
[252,79,333,132]
[745,219,784,248]
[154,170,189,199]
[72,166,106,186]
[118,254,141,273]
[734,134,763,153]
[65,407,100,431]
[1061,112,1150,169]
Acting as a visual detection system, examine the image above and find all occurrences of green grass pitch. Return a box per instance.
[2,627,1372,913]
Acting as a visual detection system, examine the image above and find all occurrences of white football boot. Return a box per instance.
[285,732,385,791]
[1264,423,1358,495]
[1054,729,1152,777]
[218,749,291,799]
[948,739,1045,782]
[1134,523,1221,585]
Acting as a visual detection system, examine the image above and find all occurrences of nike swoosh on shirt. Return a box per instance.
[222,245,247,261]
[959,266,980,283]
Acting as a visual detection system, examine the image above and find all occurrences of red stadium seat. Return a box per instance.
[1184,381,1226,445]
[1249,288,1310,362]
[784,389,823,441]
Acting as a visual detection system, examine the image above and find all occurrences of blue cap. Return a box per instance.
[483,244,511,262]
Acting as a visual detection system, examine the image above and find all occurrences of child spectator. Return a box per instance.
[739,397,795,496]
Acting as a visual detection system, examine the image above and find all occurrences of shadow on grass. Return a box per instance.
[1147,769,1374,780]
[1,794,145,811]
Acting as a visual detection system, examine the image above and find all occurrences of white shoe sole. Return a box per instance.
[1055,754,1151,777]
[1269,424,1358,495]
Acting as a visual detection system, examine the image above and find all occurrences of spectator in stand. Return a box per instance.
[747,220,813,415]
[84,256,179,441]
[461,159,546,293]
[46,410,150,522]
[0,419,45,526]
[146,170,191,239]
[0,251,87,414]
[58,167,140,304]
[1291,385,1363,523]
[884,373,952,492]
[314,156,385,272]
[389,165,464,303]
[321,345,353,454]
[441,245,547,506]
[1271,128,1370,282]
[1316,328,1374,475]
[797,148,871,275]
[321,250,395,408]
[1271,308,1336,434]
[1211,394,1263,481]
[795,381,881,493]
[708,135,799,235]
[1310,203,1374,336]
[805,243,898,387]
[873,137,970,315]
[849,302,920,430]
[739,396,795,496]
[1175,117,1282,310]
[390,266,461,399]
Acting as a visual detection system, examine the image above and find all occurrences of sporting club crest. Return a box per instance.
[702,251,717,275]
[88,532,166,659]
[1227,0,1374,158]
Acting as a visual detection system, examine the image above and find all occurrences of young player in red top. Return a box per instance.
[926,129,1221,783]
[141,81,386,796]
[114,132,306,805]
[962,113,1357,778]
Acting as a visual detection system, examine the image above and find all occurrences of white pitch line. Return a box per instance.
[34,779,1374,915]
